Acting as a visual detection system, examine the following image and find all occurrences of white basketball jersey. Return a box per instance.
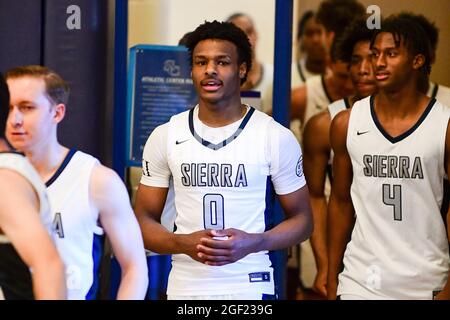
[0,152,52,241]
[338,96,450,299]
[328,97,351,169]
[292,58,319,87]
[141,106,305,296]
[428,82,450,108]
[46,150,104,300]
[304,75,332,128]
[253,63,274,114]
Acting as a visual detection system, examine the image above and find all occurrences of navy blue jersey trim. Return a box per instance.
[85,233,105,300]
[262,293,278,300]
[344,96,351,109]
[264,177,274,232]
[440,178,449,225]
[370,95,436,144]
[241,91,261,98]
[321,75,333,104]
[431,83,439,99]
[45,149,77,187]
[326,163,334,185]
[297,61,306,82]
[188,107,255,151]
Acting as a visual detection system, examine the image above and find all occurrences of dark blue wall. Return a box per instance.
[0,0,109,160]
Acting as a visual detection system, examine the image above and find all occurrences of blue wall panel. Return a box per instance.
[44,0,108,159]
[0,0,43,72]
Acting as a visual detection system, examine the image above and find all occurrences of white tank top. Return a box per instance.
[304,75,332,128]
[293,58,319,86]
[428,81,450,108]
[0,152,52,242]
[141,106,306,296]
[328,97,351,167]
[338,95,450,299]
[46,150,104,300]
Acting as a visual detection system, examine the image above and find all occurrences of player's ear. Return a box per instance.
[412,54,425,70]
[53,103,66,124]
[239,62,247,79]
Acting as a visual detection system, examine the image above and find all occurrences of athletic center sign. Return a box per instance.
[126,45,197,166]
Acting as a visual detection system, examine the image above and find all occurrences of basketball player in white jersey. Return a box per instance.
[289,2,365,294]
[302,18,377,298]
[328,16,450,300]
[226,13,273,114]
[290,51,354,130]
[290,0,365,129]
[0,73,65,300]
[292,10,327,87]
[135,21,313,300]
[5,66,148,300]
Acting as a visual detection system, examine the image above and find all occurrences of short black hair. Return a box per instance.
[397,12,438,61]
[178,31,193,47]
[297,10,315,40]
[0,73,9,140]
[317,0,365,38]
[185,20,252,85]
[337,18,375,63]
[371,15,432,75]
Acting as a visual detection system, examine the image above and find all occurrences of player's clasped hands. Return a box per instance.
[196,229,260,266]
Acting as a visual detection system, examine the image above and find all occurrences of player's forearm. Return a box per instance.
[309,196,328,272]
[116,264,149,300]
[139,214,201,256]
[260,211,313,252]
[32,258,66,300]
[327,196,354,280]
[139,216,182,254]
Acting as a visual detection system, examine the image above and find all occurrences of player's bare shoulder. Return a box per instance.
[304,110,331,137]
[89,163,128,210]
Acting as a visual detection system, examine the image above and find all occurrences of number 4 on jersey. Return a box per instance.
[53,212,65,238]
[382,184,402,221]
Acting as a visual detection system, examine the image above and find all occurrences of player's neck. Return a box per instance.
[324,74,344,102]
[25,142,70,182]
[305,56,326,74]
[376,84,428,118]
[0,138,9,152]
[349,94,358,107]
[198,100,247,128]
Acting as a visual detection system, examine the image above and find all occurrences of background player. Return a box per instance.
[302,18,377,297]
[226,12,273,113]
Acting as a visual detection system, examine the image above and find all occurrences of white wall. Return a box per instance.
[128,0,170,48]
[128,0,291,67]
[166,0,275,65]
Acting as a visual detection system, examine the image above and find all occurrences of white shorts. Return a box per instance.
[168,292,264,300]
